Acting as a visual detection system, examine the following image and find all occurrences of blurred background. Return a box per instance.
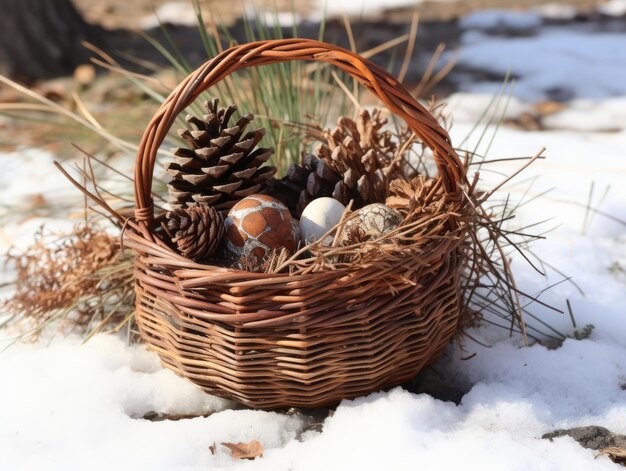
[3,0,626,90]
[2,0,626,148]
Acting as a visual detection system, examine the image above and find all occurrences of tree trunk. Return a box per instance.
[0,0,104,83]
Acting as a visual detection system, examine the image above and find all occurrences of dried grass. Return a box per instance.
[3,225,136,342]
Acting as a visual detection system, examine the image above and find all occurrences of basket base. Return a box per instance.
[134,274,461,409]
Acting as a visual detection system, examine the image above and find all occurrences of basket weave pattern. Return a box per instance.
[126,39,467,409]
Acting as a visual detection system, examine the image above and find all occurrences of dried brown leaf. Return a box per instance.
[221,440,264,460]
[597,447,626,465]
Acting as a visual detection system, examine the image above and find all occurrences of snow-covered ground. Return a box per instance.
[453,9,626,103]
[1,10,626,471]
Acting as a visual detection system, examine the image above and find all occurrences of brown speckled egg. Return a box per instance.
[225,194,297,258]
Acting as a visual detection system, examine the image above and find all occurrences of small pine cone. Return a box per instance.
[164,205,225,261]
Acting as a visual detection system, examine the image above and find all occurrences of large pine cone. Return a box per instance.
[166,98,276,215]
[164,205,225,261]
[318,108,399,207]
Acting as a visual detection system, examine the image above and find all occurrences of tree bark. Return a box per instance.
[0,0,104,83]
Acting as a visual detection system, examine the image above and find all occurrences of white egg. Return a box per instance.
[299,197,346,244]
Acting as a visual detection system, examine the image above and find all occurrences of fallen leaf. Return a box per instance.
[208,442,216,455]
[533,100,567,116]
[221,440,264,460]
[74,64,96,86]
[597,447,626,465]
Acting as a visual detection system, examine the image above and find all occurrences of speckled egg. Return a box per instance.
[299,197,346,244]
[341,203,403,244]
[225,194,297,258]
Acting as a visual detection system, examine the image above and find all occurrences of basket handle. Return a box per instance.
[134,38,465,223]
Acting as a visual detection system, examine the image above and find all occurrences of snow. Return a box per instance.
[598,0,626,17]
[543,97,626,131]
[455,28,626,102]
[534,3,578,21]
[445,92,532,123]
[245,9,304,28]
[2,14,626,471]
[449,123,626,234]
[140,2,199,29]
[3,148,71,200]
[316,0,455,18]
[0,335,623,469]
[0,334,304,470]
[254,386,622,470]
[459,9,542,32]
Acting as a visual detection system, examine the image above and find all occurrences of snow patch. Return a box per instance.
[314,0,456,19]
[534,3,578,21]
[598,0,626,17]
[140,2,198,30]
[459,9,542,32]
[445,92,532,123]
[543,97,626,131]
[455,29,626,101]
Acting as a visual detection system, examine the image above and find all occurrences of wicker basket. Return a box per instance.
[125,38,468,409]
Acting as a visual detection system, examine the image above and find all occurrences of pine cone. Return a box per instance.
[266,153,341,217]
[164,205,225,261]
[386,176,436,214]
[317,108,400,209]
[166,98,276,215]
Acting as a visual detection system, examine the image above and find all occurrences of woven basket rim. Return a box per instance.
[125,215,459,280]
